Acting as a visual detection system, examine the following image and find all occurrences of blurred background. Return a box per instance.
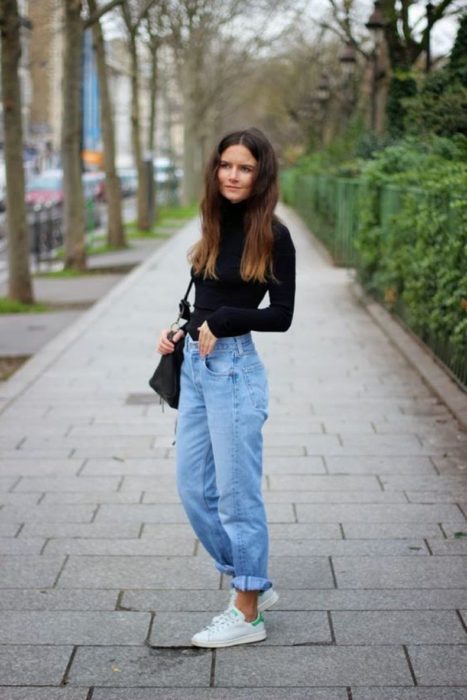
[0,0,466,385]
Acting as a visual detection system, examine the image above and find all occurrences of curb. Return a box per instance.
[351,279,467,431]
[0,219,195,415]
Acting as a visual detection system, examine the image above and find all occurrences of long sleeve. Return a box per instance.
[207,225,295,338]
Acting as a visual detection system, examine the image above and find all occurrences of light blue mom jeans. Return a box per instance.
[176,332,272,592]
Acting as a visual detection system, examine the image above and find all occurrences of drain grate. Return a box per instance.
[125,393,160,405]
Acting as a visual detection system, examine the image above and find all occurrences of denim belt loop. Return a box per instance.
[234,336,244,356]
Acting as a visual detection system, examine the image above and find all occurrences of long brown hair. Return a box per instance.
[190,127,279,283]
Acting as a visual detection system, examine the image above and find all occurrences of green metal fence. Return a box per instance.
[281,170,466,390]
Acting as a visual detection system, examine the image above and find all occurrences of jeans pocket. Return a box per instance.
[203,353,234,377]
[242,362,268,411]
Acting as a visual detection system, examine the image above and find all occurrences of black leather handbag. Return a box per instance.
[148,278,193,409]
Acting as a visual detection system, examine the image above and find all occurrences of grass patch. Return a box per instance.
[126,203,199,239]
[0,297,50,314]
[34,268,95,279]
[0,356,30,381]
[87,241,132,255]
[157,203,199,223]
[125,224,171,239]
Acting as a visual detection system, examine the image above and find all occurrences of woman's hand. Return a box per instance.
[157,328,184,355]
[197,321,217,357]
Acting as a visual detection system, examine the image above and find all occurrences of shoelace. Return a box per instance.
[203,609,239,632]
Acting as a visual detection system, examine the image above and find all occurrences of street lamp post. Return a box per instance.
[426,2,434,73]
[338,40,357,124]
[365,0,386,132]
[316,71,331,147]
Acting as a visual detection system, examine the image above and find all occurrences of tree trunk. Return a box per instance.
[88,0,126,248]
[147,39,158,213]
[62,0,86,270]
[181,55,202,206]
[129,33,150,230]
[148,39,158,155]
[0,0,34,302]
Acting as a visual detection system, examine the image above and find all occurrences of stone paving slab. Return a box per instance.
[0,459,85,477]
[332,555,467,588]
[44,537,196,556]
[91,689,348,700]
[41,491,147,504]
[57,555,221,589]
[263,491,410,504]
[0,589,119,611]
[120,588,467,612]
[0,523,20,536]
[13,476,121,492]
[0,555,65,587]
[67,646,211,687]
[323,456,438,475]
[17,522,142,538]
[214,646,413,686]
[0,494,40,508]
[268,475,381,491]
[0,645,72,684]
[407,492,467,504]
[440,523,467,537]
[407,644,467,685]
[0,611,151,644]
[79,458,183,476]
[352,689,467,700]
[427,539,467,555]
[268,539,428,556]
[0,538,45,554]
[379,475,467,492]
[296,503,466,522]
[0,504,96,523]
[0,688,88,699]
[149,610,331,647]
[267,523,342,539]
[341,522,446,539]
[332,610,466,644]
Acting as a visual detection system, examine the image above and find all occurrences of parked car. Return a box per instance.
[117,167,137,197]
[25,170,63,206]
[82,171,105,202]
[26,170,103,206]
[25,169,101,229]
[0,163,6,212]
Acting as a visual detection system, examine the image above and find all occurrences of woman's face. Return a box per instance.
[217,144,258,204]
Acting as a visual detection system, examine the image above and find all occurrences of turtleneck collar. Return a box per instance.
[219,195,248,224]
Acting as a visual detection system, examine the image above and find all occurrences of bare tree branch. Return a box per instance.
[83,0,124,29]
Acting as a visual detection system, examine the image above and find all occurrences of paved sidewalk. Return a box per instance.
[0,205,466,699]
[0,237,166,359]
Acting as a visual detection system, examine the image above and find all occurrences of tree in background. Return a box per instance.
[402,11,467,138]
[319,0,465,138]
[0,0,34,302]
[87,0,126,249]
[62,0,124,271]
[120,0,157,232]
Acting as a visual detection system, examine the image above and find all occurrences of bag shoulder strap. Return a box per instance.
[182,276,194,302]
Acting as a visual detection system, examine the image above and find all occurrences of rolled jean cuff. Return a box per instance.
[215,562,235,576]
[232,575,272,592]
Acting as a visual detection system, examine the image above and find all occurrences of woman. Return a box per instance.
[157,127,295,648]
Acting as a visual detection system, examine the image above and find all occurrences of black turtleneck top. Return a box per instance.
[184,197,296,340]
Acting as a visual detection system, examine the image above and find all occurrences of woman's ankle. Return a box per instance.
[234,589,259,622]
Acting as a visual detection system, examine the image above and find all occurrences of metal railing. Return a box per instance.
[281,170,467,390]
[28,202,63,266]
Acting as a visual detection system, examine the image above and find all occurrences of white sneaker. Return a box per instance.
[191,606,266,648]
[227,586,279,612]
